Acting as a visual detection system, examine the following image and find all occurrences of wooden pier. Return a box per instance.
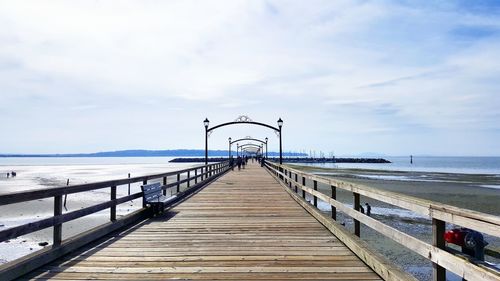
[1,160,499,281]
[21,163,384,280]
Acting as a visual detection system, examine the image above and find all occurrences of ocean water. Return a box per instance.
[0,157,195,194]
[302,156,500,174]
[0,156,178,166]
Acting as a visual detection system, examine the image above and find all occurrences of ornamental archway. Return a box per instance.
[203,116,283,164]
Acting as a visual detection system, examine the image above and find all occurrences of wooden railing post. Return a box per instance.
[432,218,446,281]
[162,177,167,196]
[288,171,292,189]
[176,173,180,193]
[187,171,190,188]
[53,195,63,246]
[353,192,360,236]
[294,174,298,193]
[302,176,306,199]
[283,169,288,185]
[195,169,198,184]
[142,180,147,208]
[110,186,116,221]
[313,180,318,207]
[331,185,337,220]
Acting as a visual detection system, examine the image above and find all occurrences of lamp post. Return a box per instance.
[204,118,209,165]
[236,143,239,157]
[228,137,232,158]
[277,118,283,164]
[265,137,268,158]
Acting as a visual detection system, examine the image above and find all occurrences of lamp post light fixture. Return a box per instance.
[277,118,283,164]
[204,118,209,166]
[228,137,232,158]
[265,137,268,158]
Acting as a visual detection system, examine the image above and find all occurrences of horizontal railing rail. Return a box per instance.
[264,160,500,281]
[0,160,230,281]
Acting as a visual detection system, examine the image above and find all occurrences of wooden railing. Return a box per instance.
[264,161,500,281]
[0,161,230,281]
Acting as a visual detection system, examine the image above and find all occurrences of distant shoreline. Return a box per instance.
[0,149,306,158]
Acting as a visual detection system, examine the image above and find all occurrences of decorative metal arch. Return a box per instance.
[241,149,261,155]
[238,143,262,149]
[240,145,262,153]
[231,137,267,145]
[207,115,280,134]
[204,115,283,165]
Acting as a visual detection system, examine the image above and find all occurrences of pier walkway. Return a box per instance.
[23,163,381,280]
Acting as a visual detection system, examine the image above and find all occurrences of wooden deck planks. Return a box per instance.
[22,162,381,281]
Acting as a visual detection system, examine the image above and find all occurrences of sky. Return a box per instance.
[1,0,500,156]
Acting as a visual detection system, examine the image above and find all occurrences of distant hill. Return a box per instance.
[0,149,307,157]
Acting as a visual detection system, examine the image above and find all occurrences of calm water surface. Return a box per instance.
[303,156,500,174]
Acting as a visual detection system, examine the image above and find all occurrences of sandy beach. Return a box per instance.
[0,160,194,264]
[290,164,500,280]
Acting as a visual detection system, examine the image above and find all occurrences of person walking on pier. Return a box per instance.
[237,156,242,171]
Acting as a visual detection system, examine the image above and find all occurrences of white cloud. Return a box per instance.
[0,0,499,155]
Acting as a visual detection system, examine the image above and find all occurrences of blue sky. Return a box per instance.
[1,1,499,156]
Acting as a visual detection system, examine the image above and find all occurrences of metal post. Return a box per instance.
[204,118,209,166]
[432,219,446,281]
[205,129,208,166]
[331,185,337,220]
[265,139,268,158]
[228,138,231,158]
[110,186,116,221]
[53,195,63,246]
[279,129,283,164]
[354,193,360,237]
